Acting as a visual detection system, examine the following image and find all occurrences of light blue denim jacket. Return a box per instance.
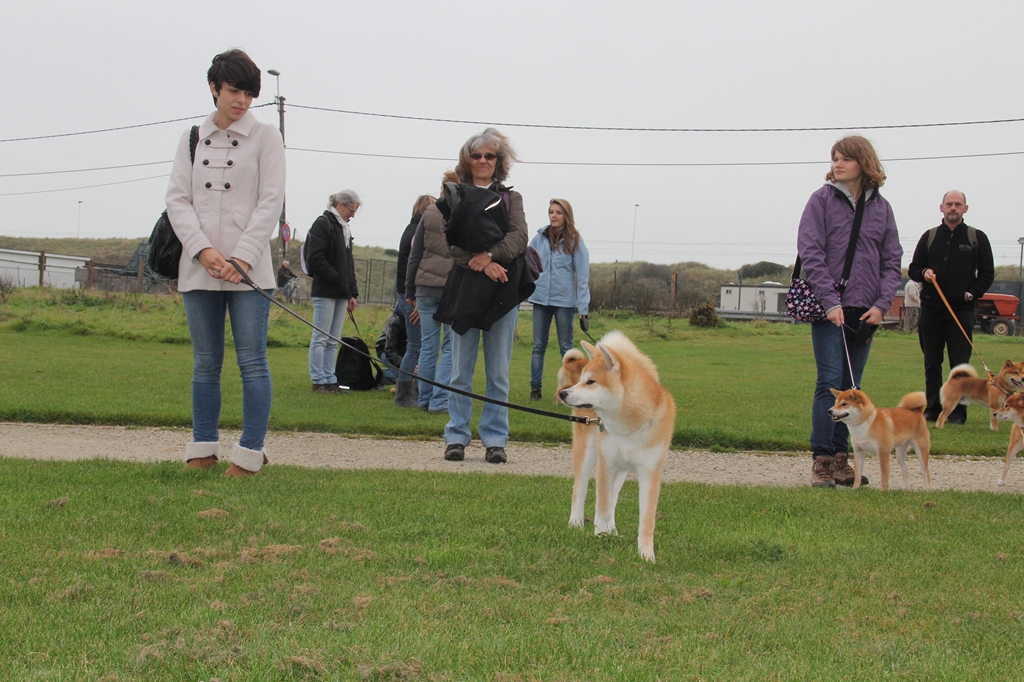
[527,227,591,315]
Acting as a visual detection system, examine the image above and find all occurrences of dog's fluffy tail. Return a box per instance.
[898,391,928,413]
[948,363,978,381]
[562,348,585,363]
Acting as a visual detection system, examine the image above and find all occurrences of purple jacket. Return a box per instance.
[797,183,902,314]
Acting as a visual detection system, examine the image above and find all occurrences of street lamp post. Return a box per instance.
[77,200,83,239]
[630,204,639,263]
[267,69,287,257]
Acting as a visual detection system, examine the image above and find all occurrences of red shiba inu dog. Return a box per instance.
[992,392,1024,485]
[558,331,676,563]
[936,360,1024,431]
[828,389,932,490]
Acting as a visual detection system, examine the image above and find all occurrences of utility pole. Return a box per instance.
[77,200,83,239]
[630,204,639,263]
[268,69,287,258]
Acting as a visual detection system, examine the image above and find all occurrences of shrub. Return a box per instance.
[689,302,722,328]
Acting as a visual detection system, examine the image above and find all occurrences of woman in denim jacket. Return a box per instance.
[527,199,590,401]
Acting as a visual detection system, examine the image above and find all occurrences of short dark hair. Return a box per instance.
[207,49,261,103]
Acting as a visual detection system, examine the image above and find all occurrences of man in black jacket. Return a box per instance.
[908,190,995,423]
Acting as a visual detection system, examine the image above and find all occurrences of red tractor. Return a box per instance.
[977,293,1020,336]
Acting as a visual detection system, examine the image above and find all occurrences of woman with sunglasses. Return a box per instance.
[165,49,285,477]
[439,128,529,464]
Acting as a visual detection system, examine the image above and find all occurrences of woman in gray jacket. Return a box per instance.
[165,49,285,477]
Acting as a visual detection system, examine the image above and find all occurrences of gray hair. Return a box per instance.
[328,190,361,209]
[455,127,519,184]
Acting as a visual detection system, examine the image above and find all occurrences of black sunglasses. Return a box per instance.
[470,152,498,161]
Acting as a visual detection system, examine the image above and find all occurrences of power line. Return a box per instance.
[4,103,1020,144]
[287,103,1024,133]
[0,103,273,143]
[0,174,168,197]
[0,161,173,178]
[289,146,1024,167]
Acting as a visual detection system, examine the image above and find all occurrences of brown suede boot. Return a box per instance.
[811,455,836,488]
[833,452,868,487]
[187,455,218,470]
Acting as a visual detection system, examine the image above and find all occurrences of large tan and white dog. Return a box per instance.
[936,360,1024,430]
[828,389,931,490]
[558,331,676,563]
[992,392,1024,485]
[555,348,604,530]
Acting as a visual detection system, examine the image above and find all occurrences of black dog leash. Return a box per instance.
[226,261,602,427]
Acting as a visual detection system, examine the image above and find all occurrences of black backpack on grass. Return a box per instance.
[334,314,381,391]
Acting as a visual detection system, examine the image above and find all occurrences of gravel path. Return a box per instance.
[1,422,1021,493]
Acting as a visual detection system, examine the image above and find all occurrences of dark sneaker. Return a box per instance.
[811,456,836,488]
[444,443,465,461]
[485,446,507,464]
[329,383,349,393]
[312,383,336,394]
[530,388,542,402]
[833,452,868,487]
[923,410,939,422]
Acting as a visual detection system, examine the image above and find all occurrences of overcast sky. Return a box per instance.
[2,1,1022,270]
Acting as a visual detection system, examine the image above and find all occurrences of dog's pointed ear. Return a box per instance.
[580,340,598,360]
[1005,359,1015,369]
[597,343,618,371]
[830,388,841,398]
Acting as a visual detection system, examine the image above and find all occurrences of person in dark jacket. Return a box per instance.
[275,260,297,300]
[306,190,361,394]
[437,128,530,465]
[393,194,435,407]
[797,135,902,488]
[376,302,407,386]
[908,190,994,424]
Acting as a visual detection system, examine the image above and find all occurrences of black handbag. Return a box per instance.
[148,125,199,279]
[786,190,866,322]
[334,313,382,391]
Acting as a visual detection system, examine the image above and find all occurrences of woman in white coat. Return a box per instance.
[165,49,286,477]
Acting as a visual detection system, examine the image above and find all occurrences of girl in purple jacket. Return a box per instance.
[797,135,902,488]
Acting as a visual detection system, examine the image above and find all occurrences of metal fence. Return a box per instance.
[354,258,398,306]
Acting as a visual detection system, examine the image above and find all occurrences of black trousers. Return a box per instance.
[918,306,976,419]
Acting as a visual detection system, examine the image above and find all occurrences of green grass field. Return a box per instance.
[5,288,1024,679]
[1,287,1022,455]
[4,458,1024,680]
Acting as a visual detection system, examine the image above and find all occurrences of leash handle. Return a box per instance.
[927,275,993,380]
[224,260,601,427]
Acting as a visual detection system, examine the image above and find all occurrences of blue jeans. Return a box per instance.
[416,296,452,411]
[445,305,519,447]
[810,318,872,459]
[309,297,347,385]
[397,297,422,375]
[531,304,576,390]
[182,289,272,450]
